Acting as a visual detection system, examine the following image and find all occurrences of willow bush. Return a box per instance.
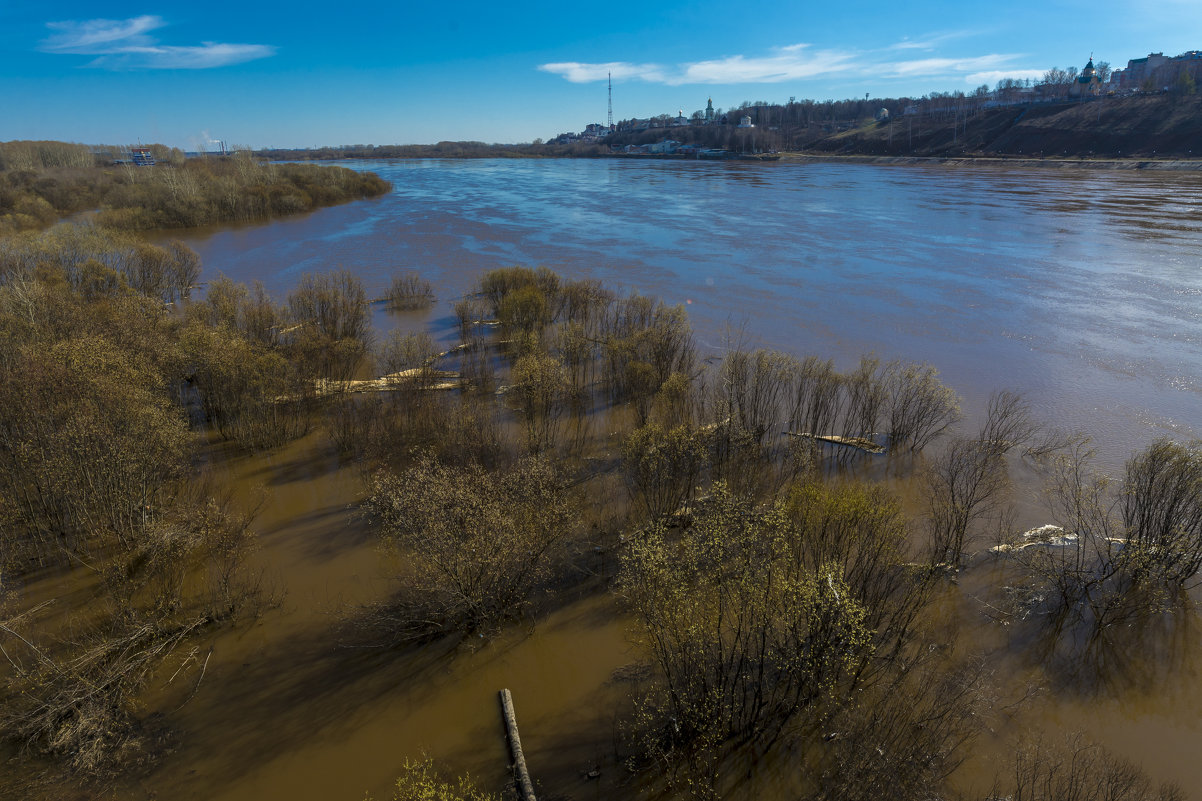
[364,456,571,640]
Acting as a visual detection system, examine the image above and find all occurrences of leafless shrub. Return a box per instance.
[600,294,694,410]
[838,356,886,447]
[498,284,550,348]
[810,657,988,801]
[0,339,190,567]
[925,390,1039,566]
[1006,438,1202,659]
[559,277,612,329]
[1001,734,1184,801]
[0,494,260,775]
[286,269,372,382]
[0,610,207,774]
[789,356,842,444]
[1120,438,1202,587]
[715,349,796,447]
[881,361,961,452]
[384,271,434,310]
[436,396,508,469]
[479,265,558,318]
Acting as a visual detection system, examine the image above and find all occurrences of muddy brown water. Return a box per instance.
[18,159,1202,799]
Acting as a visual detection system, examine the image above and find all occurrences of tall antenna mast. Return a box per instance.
[608,72,613,130]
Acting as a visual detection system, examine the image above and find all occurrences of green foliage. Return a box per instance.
[622,423,711,521]
[181,322,311,450]
[1120,438,1202,585]
[364,456,571,639]
[510,349,568,454]
[620,485,875,796]
[619,478,935,798]
[368,757,499,801]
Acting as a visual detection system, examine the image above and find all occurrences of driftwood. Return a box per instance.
[312,370,460,396]
[498,688,537,801]
[786,432,886,454]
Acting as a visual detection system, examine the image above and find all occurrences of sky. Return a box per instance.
[2,2,1200,149]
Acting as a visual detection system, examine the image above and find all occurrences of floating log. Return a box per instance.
[785,432,886,454]
[312,371,460,396]
[498,688,537,801]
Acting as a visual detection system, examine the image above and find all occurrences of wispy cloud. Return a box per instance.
[887,30,978,52]
[42,15,165,52]
[965,69,1047,86]
[541,42,1031,88]
[884,54,1021,78]
[678,45,857,84]
[40,15,276,69]
[541,44,857,86]
[538,61,666,83]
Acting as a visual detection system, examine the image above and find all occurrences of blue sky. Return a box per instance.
[2,2,1199,149]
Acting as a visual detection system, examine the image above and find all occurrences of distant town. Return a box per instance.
[552,49,1202,157]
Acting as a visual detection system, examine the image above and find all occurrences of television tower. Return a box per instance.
[607,72,613,130]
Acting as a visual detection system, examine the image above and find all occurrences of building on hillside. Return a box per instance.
[1070,57,1102,97]
[737,115,754,128]
[875,107,891,121]
[705,98,715,122]
[673,110,688,126]
[130,147,156,166]
[646,140,680,154]
[1110,49,1201,91]
[1116,52,1170,88]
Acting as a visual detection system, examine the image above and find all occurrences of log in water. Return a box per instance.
[499,688,537,801]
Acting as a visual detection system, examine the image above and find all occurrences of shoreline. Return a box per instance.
[277,151,1202,171]
[775,152,1202,171]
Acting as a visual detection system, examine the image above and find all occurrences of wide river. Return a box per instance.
[185,158,1202,471]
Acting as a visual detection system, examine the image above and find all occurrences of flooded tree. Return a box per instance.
[620,480,935,799]
[364,456,572,640]
[925,391,1038,566]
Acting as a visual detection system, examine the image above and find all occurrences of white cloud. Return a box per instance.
[676,46,857,84]
[540,45,1027,89]
[88,43,277,70]
[540,44,857,86]
[538,61,666,83]
[40,15,275,69]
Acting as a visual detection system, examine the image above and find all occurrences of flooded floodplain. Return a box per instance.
[69,159,1202,800]
[186,158,1202,470]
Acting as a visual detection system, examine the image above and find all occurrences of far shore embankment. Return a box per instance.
[777,152,1202,171]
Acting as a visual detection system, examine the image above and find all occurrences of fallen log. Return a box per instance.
[785,432,886,454]
[498,688,537,801]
